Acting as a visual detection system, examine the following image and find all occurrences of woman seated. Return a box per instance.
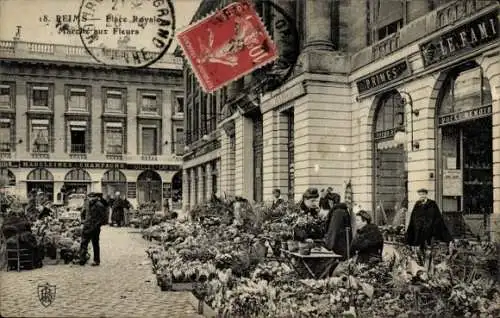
[350,210,384,264]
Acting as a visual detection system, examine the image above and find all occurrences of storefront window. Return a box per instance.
[437,63,492,239]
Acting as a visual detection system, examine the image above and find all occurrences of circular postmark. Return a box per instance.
[77,0,175,68]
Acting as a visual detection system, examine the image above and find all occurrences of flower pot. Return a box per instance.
[298,242,311,255]
[287,240,299,252]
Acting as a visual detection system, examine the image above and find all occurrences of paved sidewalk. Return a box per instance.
[0,226,201,318]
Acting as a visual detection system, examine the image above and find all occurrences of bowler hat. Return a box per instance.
[417,188,428,194]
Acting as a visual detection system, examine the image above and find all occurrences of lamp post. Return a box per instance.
[393,91,420,151]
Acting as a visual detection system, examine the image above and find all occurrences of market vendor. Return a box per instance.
[37,202,53,220]
[111,191,131,227]
[324,194,352,259]
[271,189,284,210]
[350,210,384,264]
[299,187,320,217]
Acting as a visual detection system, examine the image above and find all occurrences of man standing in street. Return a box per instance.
[79,192,106,266]
[112,191,131,227]
[405,188,452,263]
[271,189,284,210]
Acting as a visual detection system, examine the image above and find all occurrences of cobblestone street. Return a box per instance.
[0,226,201,318]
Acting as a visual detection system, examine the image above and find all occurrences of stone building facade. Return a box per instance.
[181,0,499,241]
[0,40,184,209]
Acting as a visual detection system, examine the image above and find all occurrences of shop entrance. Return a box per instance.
[437,63,493,240]
[137,170,162,208]
[26,168,54,202]
[373,91,408,225]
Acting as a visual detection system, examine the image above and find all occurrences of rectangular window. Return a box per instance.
[141,127,157,155]
[0,120,11,152]
[32,86,49,107]
[141,93,159,113]
[68,87,88,111]
[175,128,184,155]
[105,90,123,113]
[0,85,11,108]
[69,121,87,153]
[31,119,50,153]
[105,122,123,154]
[175,95,184,113]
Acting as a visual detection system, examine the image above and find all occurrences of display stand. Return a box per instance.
[281,248,342,279]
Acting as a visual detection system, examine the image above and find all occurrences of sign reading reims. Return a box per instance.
[356,59,411,94]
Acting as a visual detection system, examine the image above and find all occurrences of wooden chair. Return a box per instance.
[6,234,34,271]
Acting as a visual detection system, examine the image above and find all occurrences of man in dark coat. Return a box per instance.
[350,210,384,264]
[79,192,106,266]
[111,191,131,227]
[324,194,352,260]
[405,188,452,252]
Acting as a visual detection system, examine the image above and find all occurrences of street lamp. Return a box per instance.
[393,91,420,151]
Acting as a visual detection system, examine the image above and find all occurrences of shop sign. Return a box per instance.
[443,169,463,196]
[374,128,398,140]
[438,105,492,126]
[1,161,181,171]
[356,60,410,94]
[420,11,498,67]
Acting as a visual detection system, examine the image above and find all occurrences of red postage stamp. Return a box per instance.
[176,0,278,93]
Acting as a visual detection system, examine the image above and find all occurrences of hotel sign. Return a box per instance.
[420,10,498,67]
[356,59,410,94]
[0,161,181,171]
[438,105,492,126]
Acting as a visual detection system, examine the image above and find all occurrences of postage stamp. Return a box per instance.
[77,0,175,68]
[176,0,278,93]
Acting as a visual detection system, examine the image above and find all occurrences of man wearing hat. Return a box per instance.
[79,192,106,266]
[405,188,452,256]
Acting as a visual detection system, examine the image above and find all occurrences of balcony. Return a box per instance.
[31,147,50,159]
[141,154,159,161]
[70,144,87,159]
[0,40,183,70]
[106,145,124,160]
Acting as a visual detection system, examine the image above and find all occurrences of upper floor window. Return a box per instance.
[67,86,89,112]
[174,127,184,156]
[0,84,13,108]
[367,0,405,44]
[139,90,161,114]
[141,126,158,155]
[30,119,51,153]
[0,119,12,152]
[173,93,184,114]
[31,85,50,108]
[378,20,402,40]
[104,122,124,154]
[104,88,125,113]
[68,121,88,153]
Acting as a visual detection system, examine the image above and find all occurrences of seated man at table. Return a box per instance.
[350,210,384,264]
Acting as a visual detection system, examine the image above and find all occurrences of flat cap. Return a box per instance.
[417,188,428,194]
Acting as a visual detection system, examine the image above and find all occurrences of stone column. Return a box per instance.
[182,169,189,212]
[234,116,254,199]
[401,78,437,227]
[479,54,500,243]
[190,168,196,206]
[206,162,213,200]
[303,0,335,51]
[220,131,235,196]
[197,165,205,203]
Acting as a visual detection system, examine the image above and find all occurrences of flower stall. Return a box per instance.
[143,197,500,317]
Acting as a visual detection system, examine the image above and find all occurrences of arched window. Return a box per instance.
[64,169,91,181]
[102,169,126,182]
[27,168,54,181]
[0,168,16,186]
[373,90,407,225]
[374,91,405,140]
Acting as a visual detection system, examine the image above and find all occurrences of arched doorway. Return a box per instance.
[137,170,162,208]
[373,90,408,225]
[63,169,91,198]
[436,62,492,239]
[0,168,15,187]
[27,168,54,201]
[101,169,127,199]
[171,171,182,209]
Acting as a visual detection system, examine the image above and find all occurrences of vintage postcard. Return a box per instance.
[0,0,499,317]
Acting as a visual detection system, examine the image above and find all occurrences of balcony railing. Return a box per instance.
[70,144,86,153]
[32,145,49,153]
[141,154,159,161]
[0,40,183,70]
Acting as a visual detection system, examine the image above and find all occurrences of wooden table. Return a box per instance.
[281,248,343,279]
